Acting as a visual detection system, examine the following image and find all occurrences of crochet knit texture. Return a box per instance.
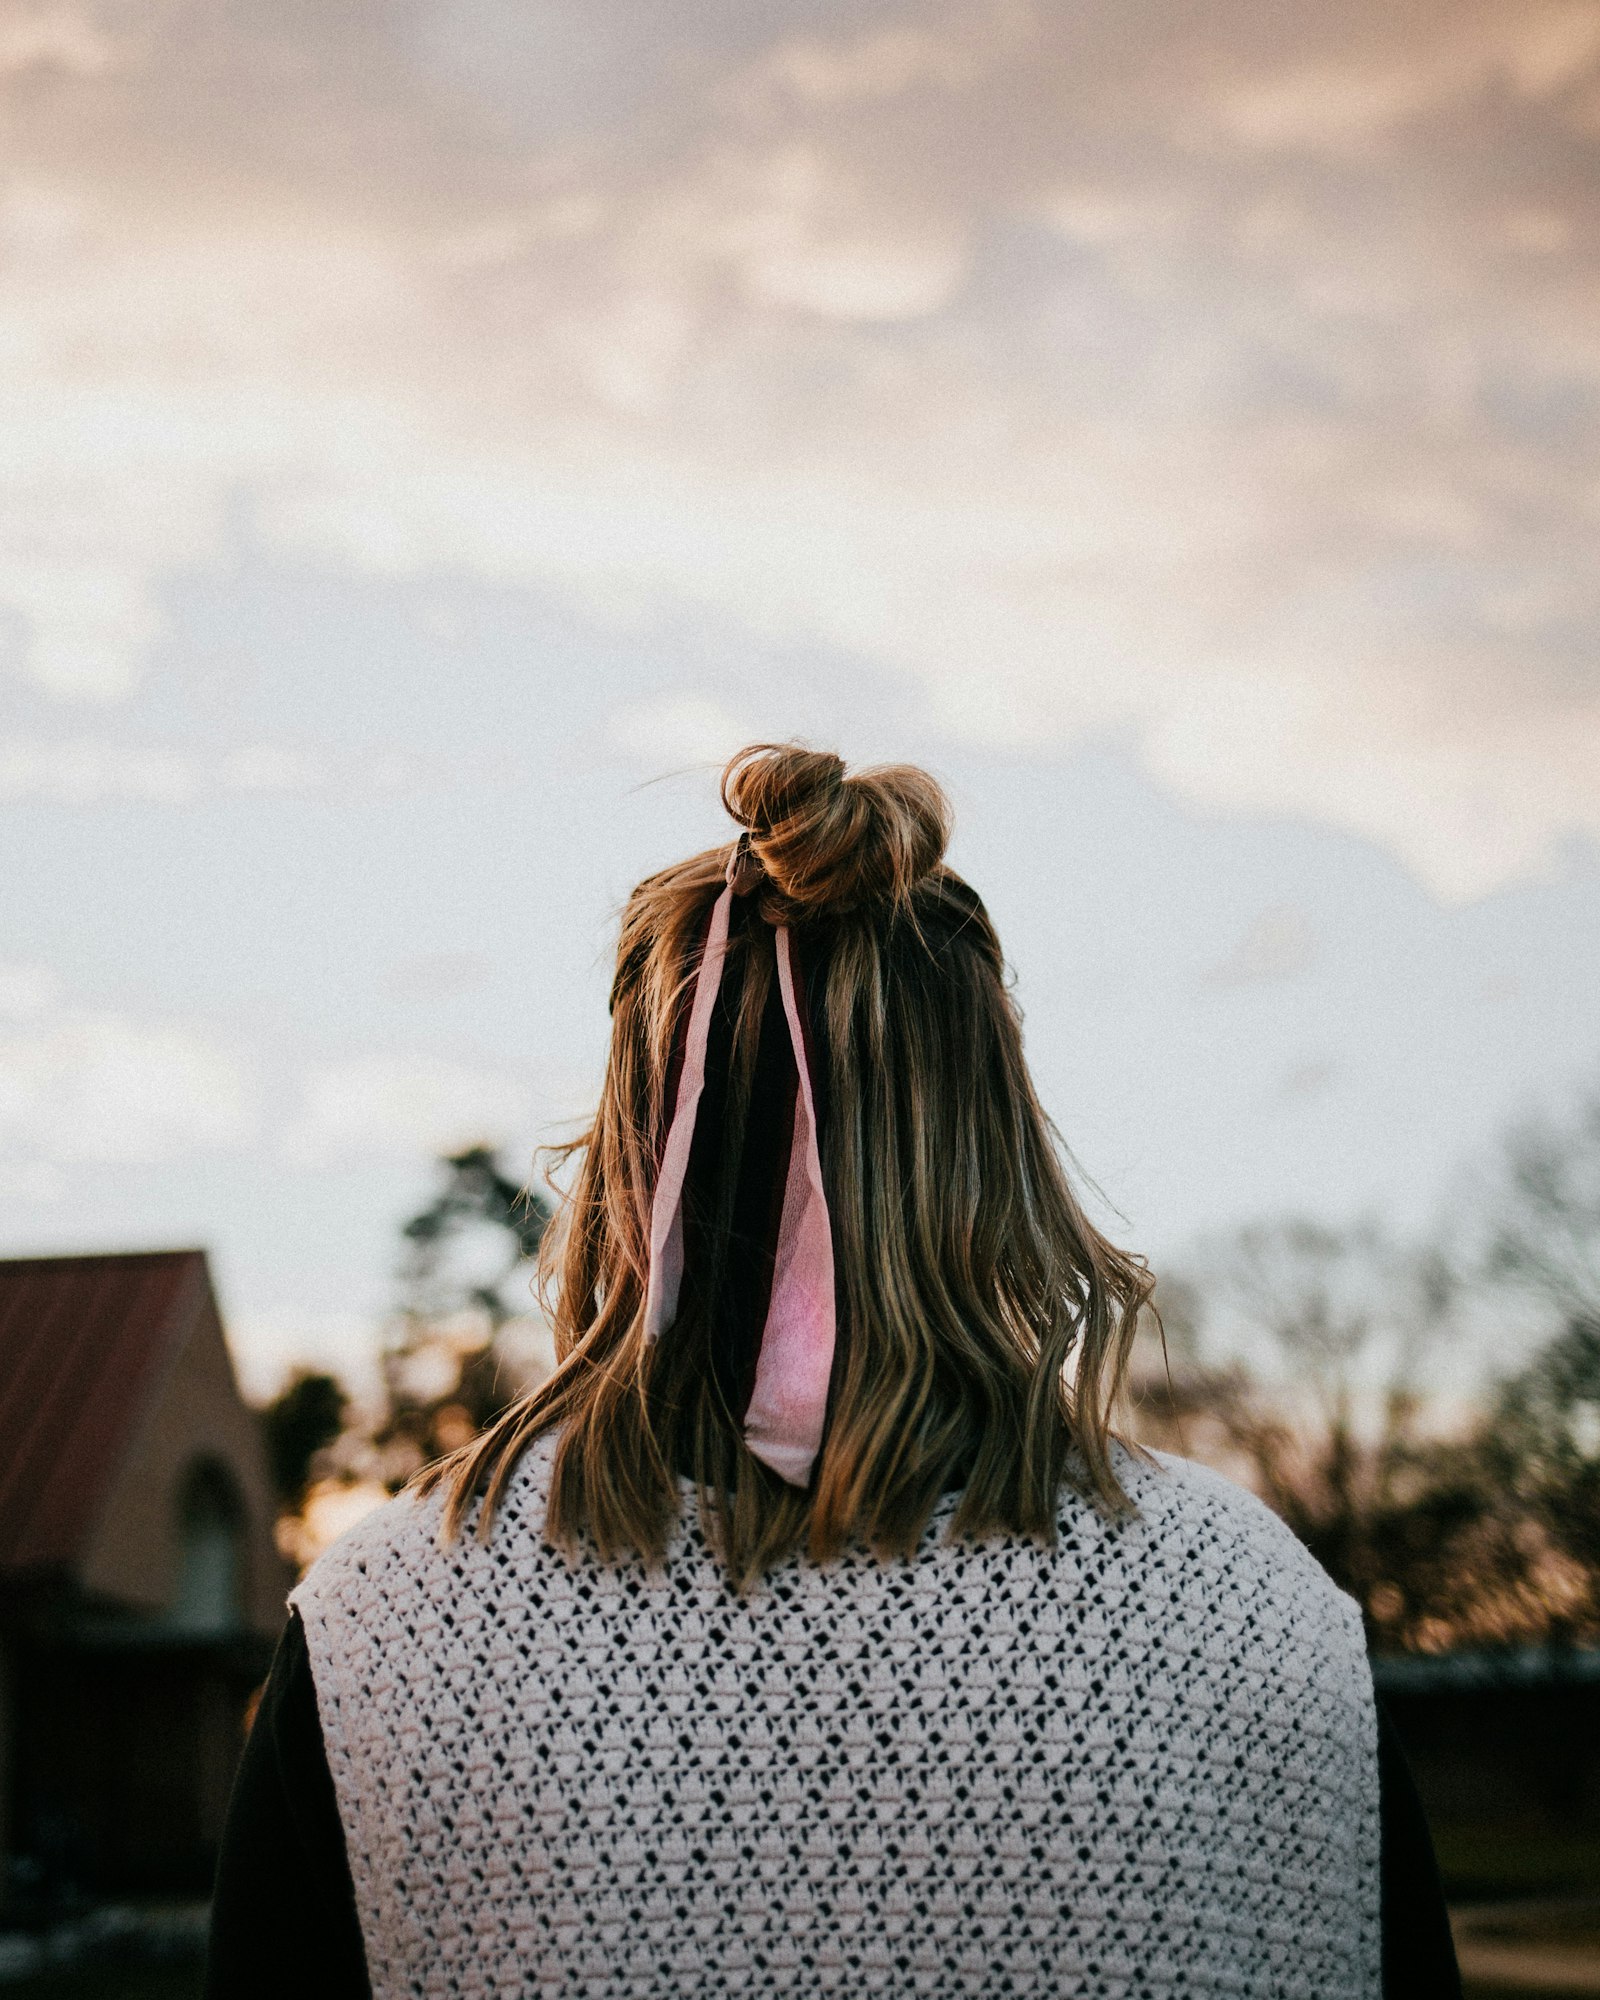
[293,1439,1379,1999]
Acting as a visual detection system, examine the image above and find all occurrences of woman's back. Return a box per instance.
[209,746,1450,1998]
[294,1436,1378,1999]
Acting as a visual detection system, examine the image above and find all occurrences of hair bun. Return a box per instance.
[720,743,951,916]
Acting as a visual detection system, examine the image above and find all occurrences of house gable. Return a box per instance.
[80,1272,287,1638]
[0,1251,287,1639]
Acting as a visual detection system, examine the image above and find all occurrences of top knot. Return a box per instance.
[719,743,951,917]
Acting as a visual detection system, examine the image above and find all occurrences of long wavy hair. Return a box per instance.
[419,744,1154,1588]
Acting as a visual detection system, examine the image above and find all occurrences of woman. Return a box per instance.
[208,745,1459,1997]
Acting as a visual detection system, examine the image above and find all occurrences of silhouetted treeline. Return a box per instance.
[1136,1087,1600,1653]
[264,1091,1600,1658]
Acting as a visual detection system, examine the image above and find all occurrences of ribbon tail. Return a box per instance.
[643,883,734,1342]
[743,923,837,1487]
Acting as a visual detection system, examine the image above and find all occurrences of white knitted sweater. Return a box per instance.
[293,1439,1379,1999]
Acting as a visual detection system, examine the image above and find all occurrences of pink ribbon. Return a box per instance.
[642,850,837,1487]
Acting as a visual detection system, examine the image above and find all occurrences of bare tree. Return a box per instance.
[1478,1086,1600,1641]
[1485,1088,1600,1331]
[1135,1219,1518,1650]
[260,1369,349,1510]
[375,1145,552,1483]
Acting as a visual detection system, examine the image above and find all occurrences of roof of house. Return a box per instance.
[0,1249,212,1578]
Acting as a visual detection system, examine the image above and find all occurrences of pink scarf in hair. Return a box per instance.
[642,843,837,1486]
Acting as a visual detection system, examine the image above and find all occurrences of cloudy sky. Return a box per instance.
[4,0,1599,1395]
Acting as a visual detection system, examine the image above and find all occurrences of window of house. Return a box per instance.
[170,1461,245,1636]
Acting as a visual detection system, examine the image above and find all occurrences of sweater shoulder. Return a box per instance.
[287,1486,439,1624]
[1109,1442,1367,1639]
[290,1434,560,1623]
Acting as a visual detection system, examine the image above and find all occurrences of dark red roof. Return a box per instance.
[0,1250,211,1578]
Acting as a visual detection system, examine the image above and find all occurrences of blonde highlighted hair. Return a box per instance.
[419,744,1153,1587]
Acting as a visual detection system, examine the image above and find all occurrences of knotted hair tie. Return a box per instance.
[642,838,837,1486]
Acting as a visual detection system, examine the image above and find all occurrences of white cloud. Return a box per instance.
[5,0,1600,895]
[606,692,754,771]
[1275,1056,1339,1104]
[0,736,428,805]
[0,1010,259,1164]
[0,738,199,803]
[736,24,992,109]
[384,952,495,1002]
[0,4,122,79]
[1203,905,1318,988]
[0,962,62,1017]
[281,1053,525,1166]
[0,1159,68,1202]
[225,1307,382,1401]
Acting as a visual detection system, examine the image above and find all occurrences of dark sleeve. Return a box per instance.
[1378,1692,1461,1999]
[205,1609,371,2000]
